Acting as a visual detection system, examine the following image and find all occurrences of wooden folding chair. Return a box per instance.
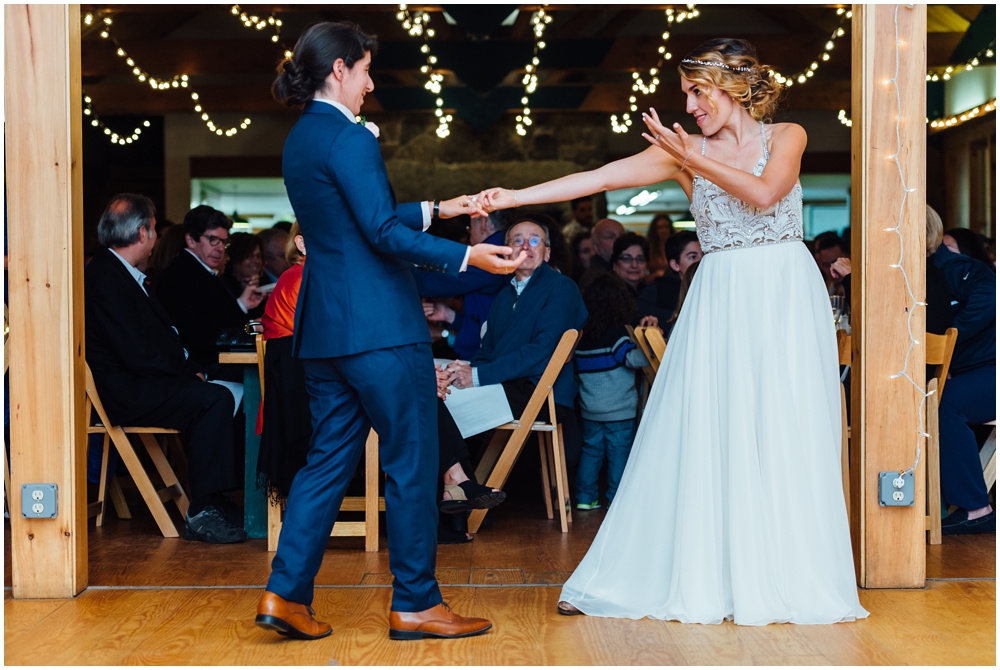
[980,421,996,495]
[924,328,958,545]
[470,329,582,534]
[629,325,660,375]
[258,335,384,552]
[85,364,190,537]
[3,310,10,513]
[644,327,667,368]
[836,331,852,518]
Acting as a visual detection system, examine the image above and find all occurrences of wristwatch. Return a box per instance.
[432,199,441,220]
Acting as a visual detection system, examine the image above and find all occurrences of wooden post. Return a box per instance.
[850,4,927,588]
[5,4,88,598]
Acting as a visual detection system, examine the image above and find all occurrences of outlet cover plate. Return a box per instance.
[21,484,58,518]
[878,471,914,507]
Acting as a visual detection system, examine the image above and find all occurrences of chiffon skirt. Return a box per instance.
[560,241,869,625]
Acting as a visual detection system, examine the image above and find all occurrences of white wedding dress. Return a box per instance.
[559,123,869,625]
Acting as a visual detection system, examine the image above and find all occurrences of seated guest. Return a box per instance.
[85,194,245,543]
[578,218,624,290]
[416,209,513,360]
[442,219,589,502]
[637,230,703,326]
[664,261,700,341]
[645,213,675,282]
[155,205,265,368]
[574,274,649,510]
[145,223,186,286]
[943,227,995,271]
[611,232,649,297]
[813,231,848,296]
[258,227,292,283]
[932,214,996,535]
[562,195,595,240]
[221,232,267,318]
[569,231,594,283]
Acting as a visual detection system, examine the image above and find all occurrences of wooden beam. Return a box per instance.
[4,3,88,599]
[850,3,927,589]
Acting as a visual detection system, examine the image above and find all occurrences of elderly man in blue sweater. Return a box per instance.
[438,219,588,511]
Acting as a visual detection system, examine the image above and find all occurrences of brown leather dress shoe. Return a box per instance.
[389,602,492,640]
[256,590,332,640]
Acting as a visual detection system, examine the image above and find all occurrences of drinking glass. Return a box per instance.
[830,296,844,326]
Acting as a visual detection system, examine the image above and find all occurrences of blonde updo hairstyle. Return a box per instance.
[678,38,783,122]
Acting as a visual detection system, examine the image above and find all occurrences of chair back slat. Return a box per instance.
[256,334,267,406]
[515,329,581,429]
[85,363,116,431]
[836,331,852,366]
[925,328,958,397]
[645,327,666,366]
[628,325,659,376]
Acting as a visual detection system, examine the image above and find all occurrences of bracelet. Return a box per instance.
[432,199,441,219]
[680,149,695,170]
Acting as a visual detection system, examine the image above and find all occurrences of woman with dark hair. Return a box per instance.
[943,227,994,271]
[477,37,865,624]
[569,231,595,282]
[221,233,266,316]
[645,213,675,280]
[258,20,515,641]
[610,232,650,296]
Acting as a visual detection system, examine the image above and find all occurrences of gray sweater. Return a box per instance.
[574,330,649,422]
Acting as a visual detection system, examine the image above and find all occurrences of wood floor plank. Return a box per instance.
[3,596,68,637]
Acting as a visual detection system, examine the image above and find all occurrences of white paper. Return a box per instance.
[434,359,513,439]
[208,380,244,417]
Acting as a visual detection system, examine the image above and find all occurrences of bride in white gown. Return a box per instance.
[478,38,868,626]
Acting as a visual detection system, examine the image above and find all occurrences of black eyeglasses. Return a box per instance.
[200,234,231,249]
[617,255,647,266]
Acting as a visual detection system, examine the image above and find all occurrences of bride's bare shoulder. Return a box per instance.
[768,122,807,140]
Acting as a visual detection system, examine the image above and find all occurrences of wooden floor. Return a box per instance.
[4,501,996,665]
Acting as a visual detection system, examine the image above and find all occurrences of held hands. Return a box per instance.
[439,195,489,219]
[469,188,516,214]
[469,244,527,275]
[435,365,452,400]
[641,108,696,170]
[445,360,474,390]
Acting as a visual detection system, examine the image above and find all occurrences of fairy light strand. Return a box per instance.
[84,11,252,138]
[927,40,995,82]
[612,5,700,134]
[929,98,996,131]
[230,4,282,44]
[395,4,451,138]
[770,8,852,88]
[83,93,152,146]
[883,4,928,478]
[517,8,553,137]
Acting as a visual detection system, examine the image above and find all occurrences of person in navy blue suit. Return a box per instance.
[255,22,525,641]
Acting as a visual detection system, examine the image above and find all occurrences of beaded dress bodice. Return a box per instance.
[689,121,803,254]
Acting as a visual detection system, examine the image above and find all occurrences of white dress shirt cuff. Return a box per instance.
[460,247,471,273]
[471,367,480,387]
[236,298,249,314]
[421,201,432,231]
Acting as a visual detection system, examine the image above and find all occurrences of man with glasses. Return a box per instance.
[155,205,266,369]
[442,219,588,502]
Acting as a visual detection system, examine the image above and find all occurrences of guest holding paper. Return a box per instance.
[442,218,589,503]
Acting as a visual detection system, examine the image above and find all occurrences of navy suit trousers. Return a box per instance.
[939,364,996,510]
[266,342,443,612]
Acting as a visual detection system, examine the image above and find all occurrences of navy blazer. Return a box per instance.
[472,262,588,407]
[282,101,468,358]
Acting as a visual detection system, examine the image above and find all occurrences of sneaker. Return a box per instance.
[184,505,248,544]
[942,510,995,536]
[576,500,601,510]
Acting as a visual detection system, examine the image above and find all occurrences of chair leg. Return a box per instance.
[108,478,132,520]
[96,433,111,526]
[980,427,996,492]
[551,425,569,533]
[841,385,850,518]
[927,391,942,545]
[538,433,554,520]
[267,497,282,552]
[2,428,10,514]
[110,430,179,538]
[364,429,380,553]
[140,434,190,517]
[474,430,509,485]
[558,424,572,526]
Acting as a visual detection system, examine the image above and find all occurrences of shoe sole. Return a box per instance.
[255,614,332,640]
[439,492,507,515]
[389,623,492,640]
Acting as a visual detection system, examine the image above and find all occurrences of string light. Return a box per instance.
[83,93,151,146]
[613,5,701,133]
[837,109,852,127]
[882,4,928,479]
[770,8,851,88]
[929,98,996,131]
[231,5,282,44]
[926,41,994,81]
[85,12,252,138]
[395,5,450,138]
[517,8,553,137]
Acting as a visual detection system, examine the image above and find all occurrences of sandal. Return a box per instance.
[440,481,506,514]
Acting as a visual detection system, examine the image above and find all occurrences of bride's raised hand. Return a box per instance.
[641,108,694,167]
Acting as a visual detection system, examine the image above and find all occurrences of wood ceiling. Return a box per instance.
[80,4,992,130]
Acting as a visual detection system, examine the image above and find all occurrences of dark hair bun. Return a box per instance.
[272,21,378,107]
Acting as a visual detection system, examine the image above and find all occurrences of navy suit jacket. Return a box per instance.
[282,101,468,358]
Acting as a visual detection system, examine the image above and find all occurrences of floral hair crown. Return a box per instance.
[681,58,754,73]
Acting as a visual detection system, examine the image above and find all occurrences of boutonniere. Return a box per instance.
[356,116,379,138]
